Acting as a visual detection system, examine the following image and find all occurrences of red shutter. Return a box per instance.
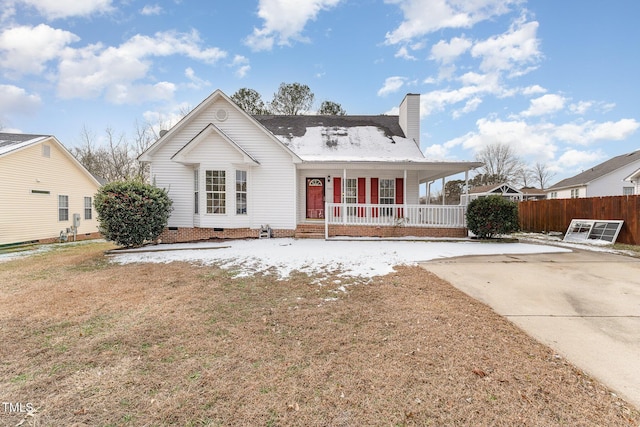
[357,177,366,217]
[333,177,341,217]
[371,178,379,217]
[395,178,404,204]
[333,177,341,203]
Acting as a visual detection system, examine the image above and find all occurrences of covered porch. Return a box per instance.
[296,160,482,239]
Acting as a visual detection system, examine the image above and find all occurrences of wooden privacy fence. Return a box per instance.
[518,195,640,245]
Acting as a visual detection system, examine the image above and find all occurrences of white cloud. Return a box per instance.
[245,0,342,51]
[184,67,210,89]
[395,46,416,60]
[15,0,113,19]
[423,143,450,160]
[377,76,406,96]
[470,19,541,75]
[430,36,472,64]
[569,101,593,115]
[106,81,176,105]
[384,0,520,45]
[554,119,639,145]
[56,30,226,102]
[520,93,566,117]
[444,116,639,168]
[140,4,163,16]
[556,149,605,169]
[0,24,79,76]
[229,55,250,78]
[0,84,41,118]
[452,97,482,119]
[521,84,547,95]
[419,72,502,117]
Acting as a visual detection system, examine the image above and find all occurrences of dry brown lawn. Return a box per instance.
[0,241,638,426]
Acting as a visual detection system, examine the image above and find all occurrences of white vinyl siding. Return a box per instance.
[0,136,101,245]
[147,96,297,230]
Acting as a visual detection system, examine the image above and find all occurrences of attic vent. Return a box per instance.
[159,129,168,137]
[216,108,228,122]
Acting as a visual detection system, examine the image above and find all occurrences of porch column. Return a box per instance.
[464,169,469,205]
[427,181,432,205]
[342,168,347,225]
[403,170,407,217]
[441,177,445,205]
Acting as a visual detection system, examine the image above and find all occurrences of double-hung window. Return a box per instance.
[236,170,247,215]
[58,195,69,221]
[84,196,92,220]
[570,188,580,198]
[206,170,226,214]
[379,179,395,215]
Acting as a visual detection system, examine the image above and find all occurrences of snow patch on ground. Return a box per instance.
[108,238,572,282]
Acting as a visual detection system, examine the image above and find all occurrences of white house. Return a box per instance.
[546,149,640,199]
[138,90,482,241]
[0,133,101,246]
[460,183,523,204]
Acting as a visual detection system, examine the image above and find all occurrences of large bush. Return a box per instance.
[94,180,173,248]
[466,195,519,239]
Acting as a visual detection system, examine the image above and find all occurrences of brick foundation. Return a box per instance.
[158,227,295,243]
[328,225,468,239]
[157,225,467,243]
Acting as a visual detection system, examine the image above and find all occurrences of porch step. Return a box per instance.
[295,224,325,239]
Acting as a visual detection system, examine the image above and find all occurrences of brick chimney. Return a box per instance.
[399,93,420,146]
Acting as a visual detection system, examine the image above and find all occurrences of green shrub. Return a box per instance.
[466,195,519,239]
[94,180,173,248]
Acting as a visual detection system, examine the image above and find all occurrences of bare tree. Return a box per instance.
[515,167,535,188]
[533,161,556,189]
[475,143,524,185]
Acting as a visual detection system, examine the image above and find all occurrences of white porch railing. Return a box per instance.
[325,203,467,228]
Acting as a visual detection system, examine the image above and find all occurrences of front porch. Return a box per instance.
[295,202,469,239]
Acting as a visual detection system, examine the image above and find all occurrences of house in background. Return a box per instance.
[460,183,523,204]
[0,133,101,246]
[624,167,640,194]
[520,187,547,201]
[139,89,482,241]
[546,149,640,199]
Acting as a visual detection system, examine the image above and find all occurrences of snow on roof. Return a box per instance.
[276,125,424,162]
[254,114,425,162]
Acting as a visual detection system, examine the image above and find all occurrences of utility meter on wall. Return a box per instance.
[73,213,81,228]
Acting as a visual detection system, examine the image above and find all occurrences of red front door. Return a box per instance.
[306,178,325,219]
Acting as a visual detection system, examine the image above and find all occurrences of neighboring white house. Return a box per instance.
[138,89,482,241]
[460,183,523,204]
[0,133,101,246]
[624,167,640,194]
[546,149,640,199]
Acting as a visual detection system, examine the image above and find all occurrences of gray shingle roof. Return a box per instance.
[0,133,50,156]
[548,149,640,190]
[253,114,405,139]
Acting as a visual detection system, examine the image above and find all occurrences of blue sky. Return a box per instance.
[1,0,639,186]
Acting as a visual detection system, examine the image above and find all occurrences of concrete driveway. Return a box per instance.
[421,249,640,410]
